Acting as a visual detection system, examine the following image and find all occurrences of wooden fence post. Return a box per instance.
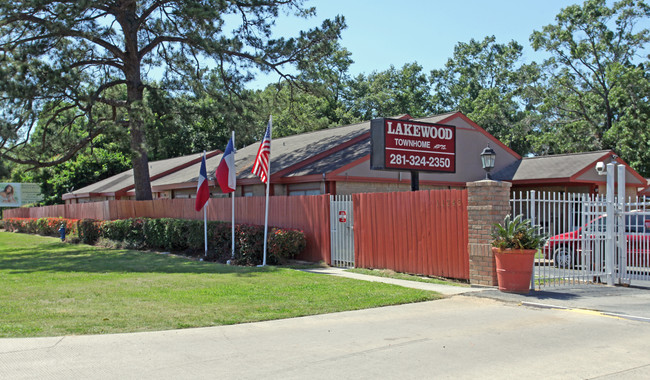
[466,180,511,286]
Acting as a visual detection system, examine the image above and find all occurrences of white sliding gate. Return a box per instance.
[511,190,650,290]
[330,195,355,267]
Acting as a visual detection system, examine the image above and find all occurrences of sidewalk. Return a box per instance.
[299,267,484,295]
[301,267,650,322]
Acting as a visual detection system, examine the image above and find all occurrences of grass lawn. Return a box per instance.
[0,232,442,338]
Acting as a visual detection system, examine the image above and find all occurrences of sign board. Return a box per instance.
[338,210,347,223]
[370,118,456,173]
[0,183,43,207]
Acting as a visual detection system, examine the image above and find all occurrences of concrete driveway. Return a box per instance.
[469,283,650,322]
[2,294,650,379]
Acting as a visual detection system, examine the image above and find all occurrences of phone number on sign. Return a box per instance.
[388,154,452,168]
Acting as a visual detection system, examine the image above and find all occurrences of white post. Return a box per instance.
[530,190,536,290]
[231,131,236,259]
[605,163,616,286]
[203,205,208,257]
[262,176,270,266]
[204,150,208,258]
[261,117,272,267]
[617,164,627,284]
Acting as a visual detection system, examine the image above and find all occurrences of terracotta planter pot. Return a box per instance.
[492,247,536,294]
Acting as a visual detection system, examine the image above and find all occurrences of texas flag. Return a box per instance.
[216,136,236,193]
[194,152,210,211]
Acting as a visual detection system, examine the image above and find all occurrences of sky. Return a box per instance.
[249,0,594,88]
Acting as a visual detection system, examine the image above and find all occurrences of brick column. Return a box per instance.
[466,180,511,286]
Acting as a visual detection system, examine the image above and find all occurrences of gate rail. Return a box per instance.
[512,191,650,290]
[330,195,354,267]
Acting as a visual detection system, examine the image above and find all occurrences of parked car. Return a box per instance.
[543,213,650,268]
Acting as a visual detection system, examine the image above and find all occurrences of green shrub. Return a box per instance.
[4,216,308,266]
[77,219,102,245]
[212,222,235,259]
[4,217,78,238]
[143,218,168,249]
[184,220,206,252]
[268,228,307,264]
[165,219,188,251]
[233,224,265,265]
[101,218,146,249]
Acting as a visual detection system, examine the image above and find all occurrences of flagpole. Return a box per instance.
[231,131,236,259]
[203,150,208,258]
[262,116,272,266]
[203,206,208,257]
[262,172,270,266]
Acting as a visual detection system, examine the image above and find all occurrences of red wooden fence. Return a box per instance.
[353,189,469,280]
[4,190,470,278]
[2,196,330,262]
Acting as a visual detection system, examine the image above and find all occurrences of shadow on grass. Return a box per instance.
[0,242,279,276]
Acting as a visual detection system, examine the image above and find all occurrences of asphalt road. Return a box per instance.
[2,295,650,379]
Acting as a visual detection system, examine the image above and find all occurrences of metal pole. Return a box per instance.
[605,163,615,286]
[231,131,236,259]
[261,117,272,267]
[411,171,419,191]
[262,174,270,266]
[617,164,627,284]
[203,206,208,257]
[530,190,536,290]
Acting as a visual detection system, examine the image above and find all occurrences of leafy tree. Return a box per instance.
[430,36,543,154]
[243,41,358,138]
[0,1,345,200]
[0,159,9,180]
[145,72,259,160]
[253,82,336,138]
[295,43,357,125]
[12,139,132,205]
[530,0,650,175]
[347,63,433,120]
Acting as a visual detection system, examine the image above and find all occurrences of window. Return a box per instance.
[289,189,320,196]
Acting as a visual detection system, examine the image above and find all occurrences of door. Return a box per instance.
[330,195,354,267]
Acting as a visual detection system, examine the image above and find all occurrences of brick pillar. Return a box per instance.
[466,180,512,286]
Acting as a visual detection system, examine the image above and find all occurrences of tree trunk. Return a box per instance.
[128,102,153,201]
[122,4,153,201]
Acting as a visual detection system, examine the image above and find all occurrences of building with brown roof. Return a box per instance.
[493,150,646,198]
[62,112,646,203]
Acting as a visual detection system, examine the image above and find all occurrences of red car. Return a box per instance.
[543,214,650,268]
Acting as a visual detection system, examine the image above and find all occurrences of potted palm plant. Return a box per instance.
[492,214,546,293]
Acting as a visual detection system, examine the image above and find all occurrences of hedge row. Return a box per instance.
[4,217,79,236]
[3,217,306,266]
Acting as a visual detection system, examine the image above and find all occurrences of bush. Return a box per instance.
[4,217,78,238]
[184,220,207,252]
[101,218,146,249]
[3,216,307,266]
[230,225,306,266]
[77,219,102,245]
[212,223,235,259]
[142,218,168,249]
[268,228,307,264]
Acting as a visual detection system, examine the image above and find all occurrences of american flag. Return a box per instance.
[252,116,272,184]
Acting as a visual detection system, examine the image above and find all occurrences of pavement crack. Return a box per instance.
[587,362,650,379]
[0,336,65,355]
[260,337,432,378]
